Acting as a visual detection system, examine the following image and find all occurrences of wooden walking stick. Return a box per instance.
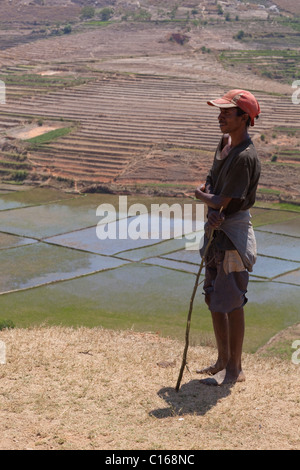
[175,207,223,392]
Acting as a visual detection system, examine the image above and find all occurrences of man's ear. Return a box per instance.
[242,113,250,125]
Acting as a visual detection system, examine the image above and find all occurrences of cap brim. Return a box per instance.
[207,99,237,108]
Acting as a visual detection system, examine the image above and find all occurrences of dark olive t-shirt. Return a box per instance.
[206,136,261,250]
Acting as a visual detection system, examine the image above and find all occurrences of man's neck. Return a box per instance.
[229,130,249,148]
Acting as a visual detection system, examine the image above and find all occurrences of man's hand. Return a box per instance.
[195,183,206,199]
[208,209,225,229]
[194,184,231,211]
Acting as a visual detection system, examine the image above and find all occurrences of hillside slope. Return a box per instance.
[0,326,299,450]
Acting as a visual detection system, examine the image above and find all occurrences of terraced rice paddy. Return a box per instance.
[0,186,299,353]
[1,70,300,185]
[220,50,300,83]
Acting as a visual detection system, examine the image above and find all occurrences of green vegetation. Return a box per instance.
[0,262,298,354]
[25,127,73,145]
[63,24,72,35]
[80,6,95,20]
[217,3,224,15]
[0,159,31,170]
[49,23,72,36]
[275,202,300,212]
[0,168,29,182]
[81,20,113,28]
[219,49,300,84]
[272,149,300,163]
[122,8,152,22]
[0,319,15,331]
[273,126,300,136]
[0,72,93,99]
[0,189,298,355]
[99,7,114,21]
[254,200,300,211]
[234,30,245,40]
[257,188,281,196]
[277,15,300,33]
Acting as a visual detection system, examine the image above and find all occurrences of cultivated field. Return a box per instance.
[0,2,299,203]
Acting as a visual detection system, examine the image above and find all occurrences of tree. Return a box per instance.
[217,3,223,15]
[235,30,245,40]
[99,7,114,21]
[63,24,72,34]
[81,6,95,20]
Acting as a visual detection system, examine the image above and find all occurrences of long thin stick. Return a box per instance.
[175,207,223,392]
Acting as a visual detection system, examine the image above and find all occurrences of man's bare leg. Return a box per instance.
[200,307,246,385]
[226,306,245,381]
[196,311,230,375]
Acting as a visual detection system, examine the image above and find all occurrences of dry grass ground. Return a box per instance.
[0,326,299,450]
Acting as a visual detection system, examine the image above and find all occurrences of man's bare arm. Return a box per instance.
[195,185,231,210]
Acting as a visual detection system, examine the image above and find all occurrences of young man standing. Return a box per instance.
[194,89,261,386]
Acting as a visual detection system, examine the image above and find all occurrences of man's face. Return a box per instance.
[218,107,246,134]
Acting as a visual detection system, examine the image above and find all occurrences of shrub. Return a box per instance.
[235,30,245,40]
[169,33,189,46]
[99,7,114,21]
[14,170,28,181]
[81,6,95,20]
[63,24,72,34]
[133,9,151,21]
[217,3,223,15]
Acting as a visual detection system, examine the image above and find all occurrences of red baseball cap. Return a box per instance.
[207,89,261,126]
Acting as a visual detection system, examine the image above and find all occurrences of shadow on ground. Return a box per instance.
[149,380,233,418]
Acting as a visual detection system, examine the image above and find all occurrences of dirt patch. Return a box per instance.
[0,326,299,450]
[0,1,80,25]
[15,126,59,140]
[273,0,300,15]
[37,71,64,77]
[7,122,66,141]
[117,146,212,185]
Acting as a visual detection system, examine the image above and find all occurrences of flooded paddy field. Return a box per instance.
[0,186,299,353]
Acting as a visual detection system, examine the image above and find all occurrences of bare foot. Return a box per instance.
[199,368,246,386]
[196,361,226,376]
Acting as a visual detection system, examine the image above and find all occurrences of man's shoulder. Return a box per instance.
[235,140,258,162]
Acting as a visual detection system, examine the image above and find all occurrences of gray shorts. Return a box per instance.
[203,246,249,314]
